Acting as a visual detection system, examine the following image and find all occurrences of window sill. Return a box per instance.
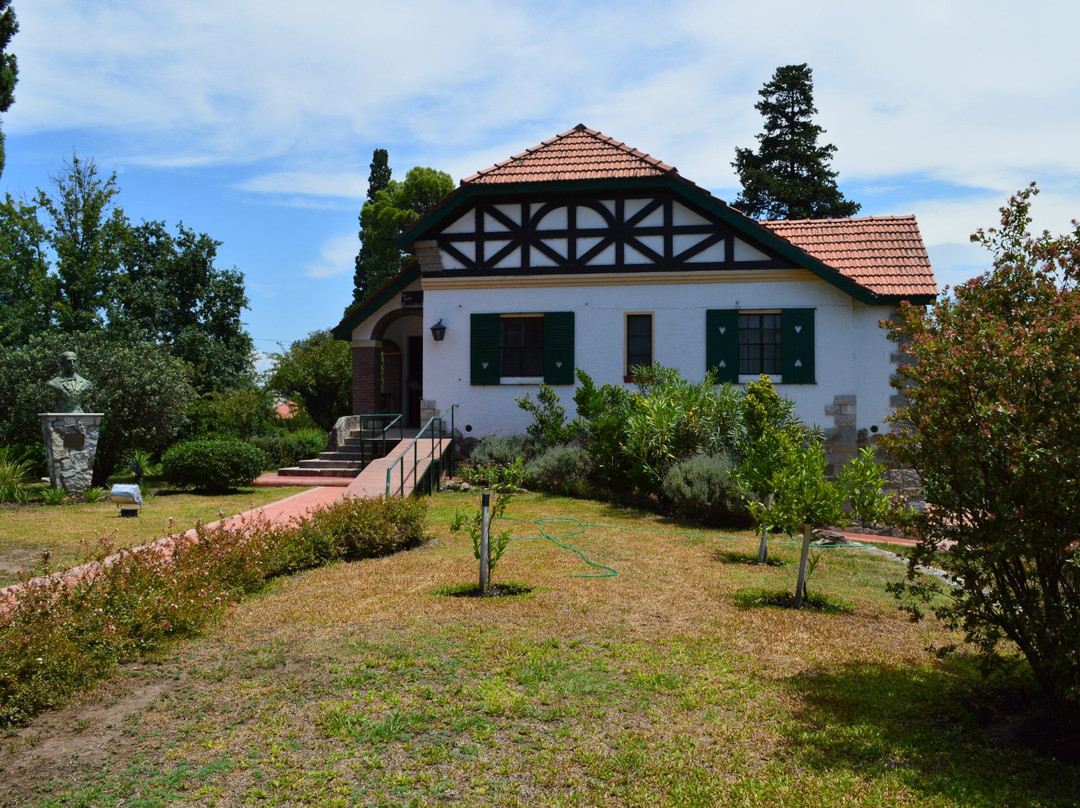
[500,376,544,385]
[739,374,783,385]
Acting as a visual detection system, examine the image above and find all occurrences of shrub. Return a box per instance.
[458,457,526,493]
[0,494,428,725]
[525,444,596,498]
[661,453,751,527]
[884,185,1080,712]
[300,495,427,562]
[162,439,267,491]
[252,428,328,469]
[572,366,742,501]
[516,383,576,448]
[471,434,530,466]
[182,387,279,441]
[0,447,33,502]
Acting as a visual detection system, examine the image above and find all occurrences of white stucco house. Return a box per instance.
[332,125,937,469]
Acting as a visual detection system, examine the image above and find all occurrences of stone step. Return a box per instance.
[340,438,389,450]
[298,458,365,470]
[317,450,370,461]
[277,466,361,478]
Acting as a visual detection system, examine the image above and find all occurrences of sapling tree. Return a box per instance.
[884,184,1080,710]
[749,440,891,608]
[450,493,513,589]
[736,375,808,563]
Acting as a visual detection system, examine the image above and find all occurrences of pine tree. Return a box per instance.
[732,64,859,221]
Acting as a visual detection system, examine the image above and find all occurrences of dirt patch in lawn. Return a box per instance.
[0,666,176,784]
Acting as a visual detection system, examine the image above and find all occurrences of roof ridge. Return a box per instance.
[461,125,676,185]
[765,214,917,225]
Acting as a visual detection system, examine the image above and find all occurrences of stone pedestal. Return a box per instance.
[39,412,103,493]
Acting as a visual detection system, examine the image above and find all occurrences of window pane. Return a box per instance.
[502,316,544,377]
[626,314,652,374]
[739,312,782,375]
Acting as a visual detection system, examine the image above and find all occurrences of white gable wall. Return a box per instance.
[421,274,897,439]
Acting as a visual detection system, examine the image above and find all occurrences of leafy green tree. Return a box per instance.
[266,330,352,431]
[749,439,888,608]
[352,163,453,302]
[0,1,18,177]
[109,220,253,391]
[884,184,1080,711]
[0,156,253,392]
[752,437,846,607]
[35,155,127,332]
[0,194,51,346]
[732,63,860,220]
[0,330,195,485]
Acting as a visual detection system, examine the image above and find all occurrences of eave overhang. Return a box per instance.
[330,262,422,341]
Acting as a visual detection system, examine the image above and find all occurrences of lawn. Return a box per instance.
[0,483,311,587]
[1,490,1075,807]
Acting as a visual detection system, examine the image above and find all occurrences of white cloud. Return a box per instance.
[304,232,357,279]
[16,0,1078,205]
[237,171,367,198]
[8,0,1080,354]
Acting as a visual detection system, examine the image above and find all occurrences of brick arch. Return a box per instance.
[372,308,421,341]
[351,310,423,416]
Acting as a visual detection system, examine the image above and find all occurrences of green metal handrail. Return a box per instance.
[384,405,457,497]
[359,413,403,461]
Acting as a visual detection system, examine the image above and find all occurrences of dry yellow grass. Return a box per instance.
[1,490,1074,807]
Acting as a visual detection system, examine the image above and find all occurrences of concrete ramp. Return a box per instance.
[343,438,452,499]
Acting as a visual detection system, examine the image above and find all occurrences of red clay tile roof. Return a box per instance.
[762,216,938,298]
[462,124,677,184]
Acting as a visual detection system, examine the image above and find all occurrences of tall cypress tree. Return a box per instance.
[732,64,859,221]
[350,156,454,305]
[352,149,393,303]
[366,148,390,202]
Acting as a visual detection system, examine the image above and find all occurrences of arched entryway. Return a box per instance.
[368,309,424,427]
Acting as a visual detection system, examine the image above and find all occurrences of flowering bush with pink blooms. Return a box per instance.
[0,495,426,725]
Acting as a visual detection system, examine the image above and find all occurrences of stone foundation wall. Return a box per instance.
[822,394,860,476]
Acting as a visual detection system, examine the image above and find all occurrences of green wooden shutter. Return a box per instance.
[470,313,501,385]
[543,311,575,385]
[705,309,739,383]
[782,308,815,384]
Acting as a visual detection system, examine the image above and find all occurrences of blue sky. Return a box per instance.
[4,0,1078,360]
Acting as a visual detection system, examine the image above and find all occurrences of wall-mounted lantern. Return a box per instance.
[430,319,447,342]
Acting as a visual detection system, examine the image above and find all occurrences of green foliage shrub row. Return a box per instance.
[458,456,526,493]
[0,495,427,726]
[161,439,267,491]
[470,434,530,466]
[251,428,327,469]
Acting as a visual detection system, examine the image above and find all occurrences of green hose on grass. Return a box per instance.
[495,514,876,579]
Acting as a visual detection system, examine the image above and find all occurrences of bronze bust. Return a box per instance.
[47,351,94,413]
